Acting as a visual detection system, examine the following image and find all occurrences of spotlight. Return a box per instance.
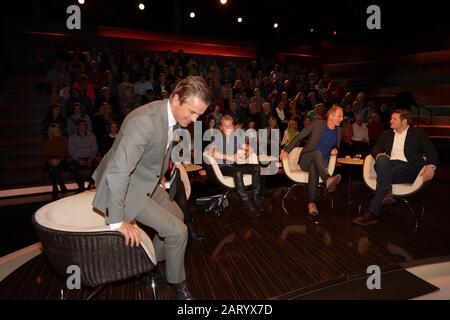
[78,0,85,4]
[310,28,314,33]
[138,3,145,10]
[332,30,337,36]
[273,22,279,29]
[220,0,227,4]
[190,12,196,18]
[237,17,243,23]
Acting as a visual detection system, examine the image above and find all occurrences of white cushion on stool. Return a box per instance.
[34,190,156,265]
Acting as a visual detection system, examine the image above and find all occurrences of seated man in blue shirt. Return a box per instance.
[280,105,344,216]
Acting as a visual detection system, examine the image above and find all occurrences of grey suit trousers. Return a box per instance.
[135,185,187,284]
[299,150,330,202]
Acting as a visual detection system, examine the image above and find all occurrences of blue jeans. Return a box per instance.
[369,156,420,215]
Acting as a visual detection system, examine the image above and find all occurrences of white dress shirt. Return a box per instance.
[390,126,409,162]
[166,99,177,150]
[276,108,286,121]
[110,100,177,230]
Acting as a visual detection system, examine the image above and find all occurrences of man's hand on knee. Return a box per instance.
[118,222,142,247]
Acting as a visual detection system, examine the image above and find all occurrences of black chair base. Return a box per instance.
[58,272,158,300]
[358,192,425,232]
[282,183,334,215]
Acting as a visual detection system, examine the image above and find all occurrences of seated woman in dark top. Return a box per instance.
[93,102,119,143]
[42,102,66,138]
[99,121,120,156]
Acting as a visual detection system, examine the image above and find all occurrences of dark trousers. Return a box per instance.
[369,156,420,215]
[220,164,262,209]
[46,162,67,194]
[68,159,97,189]
[299,150,330,203]
[171,169,193,225]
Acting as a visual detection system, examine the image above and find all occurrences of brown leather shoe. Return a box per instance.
[382,187,396,205]
[326,174,341,192]
[352,210,378,226]
[307,203,319,217]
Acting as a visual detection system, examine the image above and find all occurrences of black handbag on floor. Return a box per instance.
[195,193,229,216]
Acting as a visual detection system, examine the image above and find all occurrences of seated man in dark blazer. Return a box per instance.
[352,109,438,225]
[280,105,344,216]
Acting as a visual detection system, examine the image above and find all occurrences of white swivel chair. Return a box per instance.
[282,147,337,215]
[203,151,255,189]
[202,152,259,215]
[175,163,191,200]
[361,155,427,231]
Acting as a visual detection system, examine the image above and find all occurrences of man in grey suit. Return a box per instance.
[92,76,211,300]
[280,105,344,216]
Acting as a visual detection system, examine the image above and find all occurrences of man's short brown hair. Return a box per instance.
[170,76,212,106]
[393,109,412,125]
[220,114,234,125]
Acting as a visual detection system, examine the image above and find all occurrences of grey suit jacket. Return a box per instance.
[284,119,342,157]
[92,99,173,224]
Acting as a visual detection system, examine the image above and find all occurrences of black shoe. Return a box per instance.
[152,263,165,281]
[262,190,272,199]
[257,206,265,215]
[76,186,86,194]
[255,204,265,215]
[237,188,262,218]
[246,207,262,218]
[235,174,261,218]
[253,196,265,215]
[170,281,194,300]
[187,222,205,240]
